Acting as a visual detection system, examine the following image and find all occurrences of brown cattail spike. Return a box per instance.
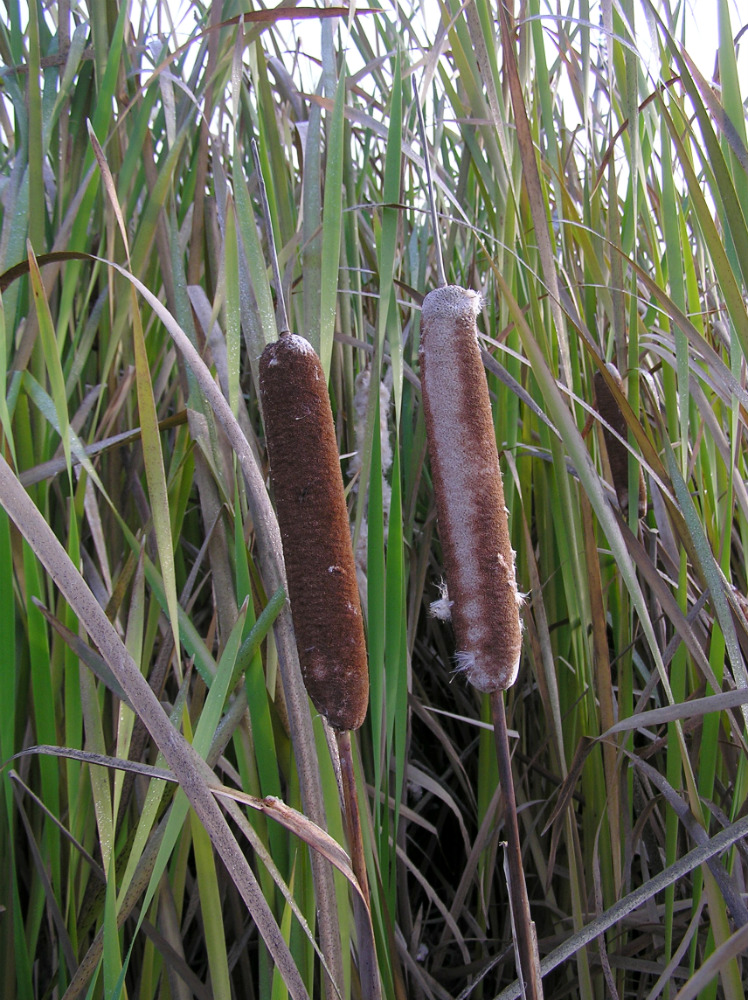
[420,285,522,692]
[259,334,369,731]
[593,363,647,519]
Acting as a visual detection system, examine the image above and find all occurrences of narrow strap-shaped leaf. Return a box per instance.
[496,2,571,387]
[27,244,71,474]
[0,453,311,1000]
[318,73,346,378]
[496,813,748,1000]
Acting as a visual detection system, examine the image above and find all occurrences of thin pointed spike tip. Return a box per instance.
[416,93,446,288]
[251,138,289,336]
[420,285,522,692]
[259,334,369,731]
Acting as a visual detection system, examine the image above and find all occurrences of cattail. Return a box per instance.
[419,285,522,692]
[593,363,647,518]
[419,283,543,998]
[260,334,381,1000]
[259,333,369,732]
[252,141,378,1000]
[415,101,541,998]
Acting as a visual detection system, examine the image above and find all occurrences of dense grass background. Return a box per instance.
[2,0,748,997]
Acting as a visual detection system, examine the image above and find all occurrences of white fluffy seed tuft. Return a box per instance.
[281,333,317,355]
[452,650,476,679]
[429,579,453,621]
[452,649,521,693]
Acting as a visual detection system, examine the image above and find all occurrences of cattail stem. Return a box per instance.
[491,690,544,999]
[336,729,370,906]
[336,729,381,1000]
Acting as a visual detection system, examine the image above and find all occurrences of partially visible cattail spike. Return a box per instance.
[420,285,522,692]
[593,363,647,519]
[259,335,369,731]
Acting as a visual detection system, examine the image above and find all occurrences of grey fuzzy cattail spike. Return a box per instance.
[420,285,522,691]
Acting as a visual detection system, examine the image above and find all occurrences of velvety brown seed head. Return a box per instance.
[259,334,369,730]
[593,363,647,518]
[419,285,522,692]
